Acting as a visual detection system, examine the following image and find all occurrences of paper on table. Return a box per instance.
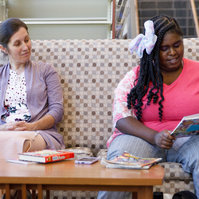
[7,159,36,165]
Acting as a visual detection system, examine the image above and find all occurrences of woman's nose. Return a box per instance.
[168,47,177,55]
[22,42,28,50]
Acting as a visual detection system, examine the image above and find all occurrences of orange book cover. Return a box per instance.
[18,149,74,163]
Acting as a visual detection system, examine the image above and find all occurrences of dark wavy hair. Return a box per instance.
[127,15,183,121]
[0,18,28,49]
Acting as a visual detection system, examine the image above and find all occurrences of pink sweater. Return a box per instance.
[107,58,199,147]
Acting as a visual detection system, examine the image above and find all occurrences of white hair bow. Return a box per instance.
[129,20,157,58]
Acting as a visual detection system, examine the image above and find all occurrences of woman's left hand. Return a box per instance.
[154,130,176,149]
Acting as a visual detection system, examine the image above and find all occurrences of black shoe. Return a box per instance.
[172,191,197,199]
[14,190,32,199]
[1,190,31,199]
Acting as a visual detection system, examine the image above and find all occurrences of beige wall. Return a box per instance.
[0,0,7,21]
[4,0,112,39]
[7,0,109,18]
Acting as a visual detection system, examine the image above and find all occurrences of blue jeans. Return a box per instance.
[97,134,199,199]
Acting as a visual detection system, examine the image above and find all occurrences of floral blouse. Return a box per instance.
[2,70,31,122]
[107,69,136,148]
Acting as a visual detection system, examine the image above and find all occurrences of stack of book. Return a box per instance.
[101,151,162,169]
[8,149,74,164]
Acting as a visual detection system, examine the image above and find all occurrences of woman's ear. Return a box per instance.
[0,45,8,54]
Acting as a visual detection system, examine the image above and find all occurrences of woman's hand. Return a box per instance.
[0,115,55,132]
[154,130,176,149]
[0,121,27,131]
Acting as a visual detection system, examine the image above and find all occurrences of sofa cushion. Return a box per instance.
[29,39,138,155]
[159,162,193,181]
[154,180,195,195]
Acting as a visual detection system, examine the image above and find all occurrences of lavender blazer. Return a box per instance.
[0,61,65,149]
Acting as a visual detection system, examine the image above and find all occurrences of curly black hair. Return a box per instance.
[127,15,183,121]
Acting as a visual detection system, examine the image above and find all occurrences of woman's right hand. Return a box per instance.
[154,130,176,149]
[0,121,27,131]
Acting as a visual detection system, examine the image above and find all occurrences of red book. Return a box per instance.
[18,149,74,163]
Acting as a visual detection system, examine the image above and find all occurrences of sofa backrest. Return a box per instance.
[1,38,199,155]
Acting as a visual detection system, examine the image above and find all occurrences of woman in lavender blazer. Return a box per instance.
[0,18,65,161]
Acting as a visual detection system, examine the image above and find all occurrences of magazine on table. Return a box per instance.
[101,151,162,170]
[171,113,199,138]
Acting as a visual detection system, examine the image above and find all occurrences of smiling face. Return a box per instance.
[159,31,184,73]
[3,27,31,68]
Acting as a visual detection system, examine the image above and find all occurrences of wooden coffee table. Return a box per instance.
[0,159,164,199]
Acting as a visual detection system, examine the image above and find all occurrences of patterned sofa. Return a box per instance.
[0,38,197,198]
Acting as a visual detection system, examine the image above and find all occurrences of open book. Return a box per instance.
[171,113,199,138]
[101,151,162,169]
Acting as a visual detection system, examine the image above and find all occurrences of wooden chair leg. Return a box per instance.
[132,192,137,199]
[46,190,50,199]
[32,190,36,199]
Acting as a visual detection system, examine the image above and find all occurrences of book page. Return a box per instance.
[171,117,199,138]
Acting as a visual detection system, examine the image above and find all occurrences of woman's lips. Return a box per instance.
[21,52,30,57]
[168,57,179,64]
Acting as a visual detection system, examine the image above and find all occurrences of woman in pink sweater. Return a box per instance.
[98,15,199,199]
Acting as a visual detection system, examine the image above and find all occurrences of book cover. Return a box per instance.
[101,151,162,170]
[18,149,74,163]
[171,113,199,138]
